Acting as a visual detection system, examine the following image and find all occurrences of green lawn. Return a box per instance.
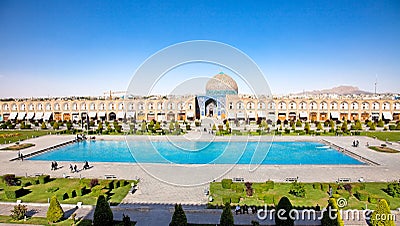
[0,130,50,144]
[0,177,137,206]
[209,181,400,210]
[0,215,135,225]
[360,131,400,142]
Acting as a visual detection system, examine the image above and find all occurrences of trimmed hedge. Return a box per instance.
[5,187,25,199]
[368,195,381,204]
[355,190,369,201]
[38,175,50,184]
[222,196,231,204]
[114,180,120,188]
[336,190,351,199]
[77,186,88,196]
[265,180,274,189]
[221,179,232,189]
[71,190,77,198]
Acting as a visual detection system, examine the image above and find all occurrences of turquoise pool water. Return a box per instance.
[28,141,364,165]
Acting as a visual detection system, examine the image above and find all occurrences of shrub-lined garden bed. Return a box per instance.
[209,180,400,210]
[0,175,137,206]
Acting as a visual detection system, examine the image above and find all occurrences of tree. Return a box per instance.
[220,202,234,226]
[155,121,161,130]
[212,124,217,131]
[275,196,294,226]
[93,195,113,226]
[98,122,103,133]
[317,122,323,131]
[304,122,310,134]
[370,199,395,226]
[41,122,47,129]
[46,196,64,223]
[295,120,302,127]
[321,198,344,226]
[169,203,187,226]
[11,204,27,220]
[377,119,385,127]
[330,120,335,132]
[354,120,362,130]
[141,121,147,132]
[370,123,376,131]
[53,121,59,130]
[66,120,72,131]
[341,120,348,133]
[169,122,175,132]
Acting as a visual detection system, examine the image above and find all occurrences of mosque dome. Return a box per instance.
[206,72,238,96]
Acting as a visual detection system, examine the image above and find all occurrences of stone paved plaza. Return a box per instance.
[0,133,400,225]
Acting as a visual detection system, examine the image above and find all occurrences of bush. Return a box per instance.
[89,179,99,188]
[370,199,395,226]
[336,190,350,200]
[93,195,113,226]
[265,180,274,189]
[114,180,121,188]
[169,203,187,226]
[355,190,369,201]
[386,183,400,198]
[5,187,25,199]
[38,175,50,184]
[77,186,88,196]
[222,196,231,204]
[312,183,319,189]
[221,179,232,189]
[368,195,381,204]
[220,202,234,226]
[230,195,240,203]
[71,190,77,198]
[2,174,17,186]
[245,182,253,196]
[62,192,69,200]
[321,198,344,226]
[46,196,64,223]
[275,197,294,226]
[289,182,306,198]
[11,204,27,220]
[46,187,59,193]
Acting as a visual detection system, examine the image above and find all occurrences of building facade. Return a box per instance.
[0,73,399,123]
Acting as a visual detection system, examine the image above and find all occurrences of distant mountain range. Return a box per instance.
[295,86,373,95]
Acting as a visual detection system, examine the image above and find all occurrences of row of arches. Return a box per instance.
[1,101,194,112]
[225,100,400,111]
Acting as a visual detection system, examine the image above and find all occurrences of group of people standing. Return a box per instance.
[352,140,360,147]
[69,161,90,173]
[51,161,58,170]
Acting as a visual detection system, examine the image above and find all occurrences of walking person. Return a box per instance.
[69,164,73,172]
[74,165,77,173]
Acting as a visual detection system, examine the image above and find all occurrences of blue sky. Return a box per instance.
[0,0,399,97]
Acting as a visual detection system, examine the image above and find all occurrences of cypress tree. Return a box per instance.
[220,202,234,226]
[321,198,344,226]
[169,203,187,226]
[370,199,395,226]
[275,196,294,226]
[46,196,64,223]
[93,195,113,226]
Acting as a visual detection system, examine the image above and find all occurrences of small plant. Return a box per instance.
[289,181,306,198]
[245,182,253,196]
[90,178,99,188]
[10,204,27,220]
[2,174,17,186]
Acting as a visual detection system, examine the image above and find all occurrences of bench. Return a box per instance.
[337,178,351,183]
[285,177,298,182]
[76,202,82,208]
[233,177,244,182]
[34,173,43,177]
[104,174,116,179]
